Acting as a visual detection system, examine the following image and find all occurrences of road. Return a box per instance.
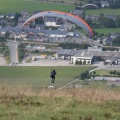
[94,76,120,81]
[91,40,103,47]
[8,40,19,65]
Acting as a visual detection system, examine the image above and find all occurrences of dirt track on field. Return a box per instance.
[0,57,7,66]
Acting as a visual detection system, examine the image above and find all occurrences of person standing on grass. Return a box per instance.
[50,69,56,83]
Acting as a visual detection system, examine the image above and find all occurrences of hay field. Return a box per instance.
[0,86,120,120]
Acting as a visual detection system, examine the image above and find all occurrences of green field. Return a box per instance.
[1,0,120,15]
[86,8,120,15]
[33,0,81,5]
[0,66,94,87]
[78,27,120,35]
[0,0,74,14]
[94,28,120,34]
[95,69,120,77]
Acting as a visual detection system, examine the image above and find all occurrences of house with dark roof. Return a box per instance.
[57,49,78,60]
[18,17,27,23]
[86,14,99,21]
[44,30,67,38]
[105,15,117,21]
[111,33,119,39]
[58,25,66,31]
[0,26,12,35]
[35,24,45,30]
[21,11,30,18]
[45,16,57,22]
[6,13,15,19]
[56,18,65,25]
[104,52,120,65]
[100,0,109,8]
[105,34,113,45]
[18,17,29,27]
[69,10,82,16]
[0,19,10,26]
[0,14,4,19]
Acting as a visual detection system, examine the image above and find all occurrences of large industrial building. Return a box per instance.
[56,47,120,65]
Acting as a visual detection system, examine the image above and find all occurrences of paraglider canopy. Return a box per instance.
[22,11,93,38]
[82,4,98,9]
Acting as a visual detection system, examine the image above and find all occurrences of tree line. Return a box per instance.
[109,70,120,76]
[58,43,90,49]
[84,0,120,9]
[18,43,26,62]
[85,14,120,29]
[80,71,96,80]
[0,42,10,62]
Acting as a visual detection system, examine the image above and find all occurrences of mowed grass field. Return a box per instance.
[33,0,81,4]
[94,28,120,34]
[0,0,74,14]
[95,69,120,77]
[86,8,120,15]
[0,66,95,87]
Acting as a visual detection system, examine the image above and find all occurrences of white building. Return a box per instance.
[45,21,61,27]
[45,30,67,38]
[6,13,15,19]
[88,46,102,52]
[100,1,109,8]
[71,50,95,65]
[0,14,4,19]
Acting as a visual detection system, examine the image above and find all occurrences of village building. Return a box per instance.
[86,14,99,21]
[21,11,30,18]
[0,14,4,19]
[105,14,117,21]
[44,30,67,38]
[88,46,102,52]
[56,47,120,65]
[45,21,61,27]
[105,34,113,45]
[69,10,83,17]
[56,49,78,60]
[71,50,95,65]
[6,13,15,19]
[100,0,109,8]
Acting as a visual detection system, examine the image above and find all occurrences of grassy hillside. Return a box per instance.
[0,0,74,14]
[0,66,95,87]
[0,86,120,120]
